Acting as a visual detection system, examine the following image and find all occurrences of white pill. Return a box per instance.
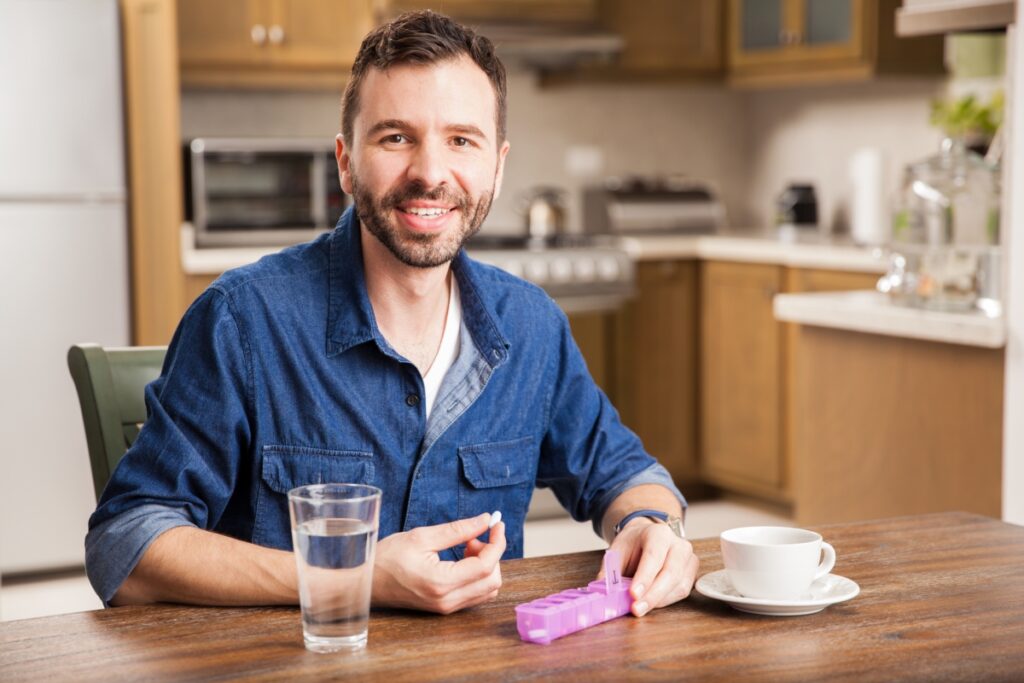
[488,510,502,528]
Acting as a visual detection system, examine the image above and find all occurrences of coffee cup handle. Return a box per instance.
[815,542,836,581]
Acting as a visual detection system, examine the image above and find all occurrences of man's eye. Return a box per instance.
[452,136,470,147]
[382,134,407,144]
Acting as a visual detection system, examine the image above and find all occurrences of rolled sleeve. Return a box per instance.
[84,504,196,605]
[588,462,687,537]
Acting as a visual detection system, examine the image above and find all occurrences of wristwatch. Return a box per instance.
[613,509,685,539]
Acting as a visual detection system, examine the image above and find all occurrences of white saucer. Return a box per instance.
[695,570,860,616]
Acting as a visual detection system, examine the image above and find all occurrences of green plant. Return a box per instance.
[929,91,1004,140]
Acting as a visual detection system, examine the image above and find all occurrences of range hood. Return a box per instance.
[896,0,1016,36]
[472,22,624,70]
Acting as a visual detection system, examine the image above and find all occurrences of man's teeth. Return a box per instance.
[403,207,451,218]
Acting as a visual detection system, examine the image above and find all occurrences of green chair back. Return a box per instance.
[67,344,167,502]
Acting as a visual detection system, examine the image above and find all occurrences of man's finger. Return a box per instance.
[433,562,503,614]
[632,542,694,615]
[439,521,506,585]
[628,527,672,601]
[416,513,492,552]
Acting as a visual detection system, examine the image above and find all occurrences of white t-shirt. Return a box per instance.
[421,277,462,420]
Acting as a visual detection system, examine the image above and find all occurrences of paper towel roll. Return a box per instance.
[849,147,889,245]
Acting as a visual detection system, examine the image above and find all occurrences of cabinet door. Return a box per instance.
[178,0,271,68]
[700,261,784,498]
[384,0,598,23]
[614,261,700,486]
[600,0,722,75]
[738,0,784,52]
[267,0,374,70]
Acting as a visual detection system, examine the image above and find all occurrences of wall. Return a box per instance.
[739,79,945,237]
[182,73,947,238]
[180,71,752,234]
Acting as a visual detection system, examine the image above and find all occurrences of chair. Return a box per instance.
[67,344,167,502]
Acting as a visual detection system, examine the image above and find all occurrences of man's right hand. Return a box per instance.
[371,513,506,614]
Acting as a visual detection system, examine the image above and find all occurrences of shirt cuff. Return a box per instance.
[85,504,197,606]
[591,462,688,538]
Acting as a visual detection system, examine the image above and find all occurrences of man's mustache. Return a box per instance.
[382,182,468,209]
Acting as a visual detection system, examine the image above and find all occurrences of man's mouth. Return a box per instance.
[399,206,454,218]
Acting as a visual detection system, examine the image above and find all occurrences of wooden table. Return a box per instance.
[3,512,1023,681]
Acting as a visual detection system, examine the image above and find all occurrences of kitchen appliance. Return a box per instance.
[184,138,349,248]
[0,0,131,573]
[467,233,634,315]
[582,176,725,235]
[522,186,568,242]
[775,183,819,229]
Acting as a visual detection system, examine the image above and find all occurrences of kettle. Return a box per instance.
[522,186,567,240]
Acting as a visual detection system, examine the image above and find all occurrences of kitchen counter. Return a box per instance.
[182,224,890,275]
[774,289,1006,348]
[621,230,888,273]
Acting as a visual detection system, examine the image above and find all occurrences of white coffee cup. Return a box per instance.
[720,526,836,601]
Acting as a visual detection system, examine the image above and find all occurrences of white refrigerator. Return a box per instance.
[0,0,131,573]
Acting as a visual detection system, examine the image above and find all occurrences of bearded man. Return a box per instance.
[86,10,698,617]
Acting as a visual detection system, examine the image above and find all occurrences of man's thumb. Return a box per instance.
[421,513,492,551]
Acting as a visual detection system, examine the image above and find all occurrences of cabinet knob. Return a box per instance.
[251,24,267,45]
[268,24,285,45]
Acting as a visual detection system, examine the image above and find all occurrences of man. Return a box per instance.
[86,10,698,617]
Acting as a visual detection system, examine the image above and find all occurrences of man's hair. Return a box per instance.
[341,10,508,144]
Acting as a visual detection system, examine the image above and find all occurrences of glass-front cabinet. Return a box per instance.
[729,0,867,82]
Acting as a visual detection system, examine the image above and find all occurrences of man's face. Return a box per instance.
[337,56,510,269]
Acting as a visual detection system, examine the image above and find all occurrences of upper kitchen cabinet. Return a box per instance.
[727,0,945,87]
[178,0,374,89]
[384,0,600,22]
[592,0,723,78]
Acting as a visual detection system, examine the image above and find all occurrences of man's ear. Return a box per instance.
[493,139,511,200]
[336,133,353,195]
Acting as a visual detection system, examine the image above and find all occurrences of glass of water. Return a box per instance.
[288,483,382,653]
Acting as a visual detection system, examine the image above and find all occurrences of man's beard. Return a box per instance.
[352,174,495,269]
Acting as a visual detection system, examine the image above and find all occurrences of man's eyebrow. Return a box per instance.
[365,119,412,137]
[448,124,488,140]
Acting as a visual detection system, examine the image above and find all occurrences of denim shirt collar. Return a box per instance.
[325,206,510,368]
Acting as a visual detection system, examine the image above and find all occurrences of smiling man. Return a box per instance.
[86,10,698,617]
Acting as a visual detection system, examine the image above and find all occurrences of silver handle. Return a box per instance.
[268,24,285,45]
[251,24,267,45]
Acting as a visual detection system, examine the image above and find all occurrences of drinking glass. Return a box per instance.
[289,483,382,653]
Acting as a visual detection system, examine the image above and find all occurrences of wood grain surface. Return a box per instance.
[3,513,1023,682]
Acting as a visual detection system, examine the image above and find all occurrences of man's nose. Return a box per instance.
[406,139,450,189]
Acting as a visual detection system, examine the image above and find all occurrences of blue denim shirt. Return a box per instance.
[85,207,684,603]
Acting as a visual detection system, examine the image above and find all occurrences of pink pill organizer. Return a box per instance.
[515,549,633,644]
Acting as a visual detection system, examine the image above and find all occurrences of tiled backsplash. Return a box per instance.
[181,72,947,237]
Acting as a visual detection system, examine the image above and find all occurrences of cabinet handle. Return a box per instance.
[251,24,267,45]
[268,24,285,45]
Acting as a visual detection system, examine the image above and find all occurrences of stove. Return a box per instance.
[465,234,634,314]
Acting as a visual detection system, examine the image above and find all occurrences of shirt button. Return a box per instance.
[406,393,420,407]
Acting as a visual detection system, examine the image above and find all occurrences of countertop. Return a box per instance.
[774,290,1006,348]
[621,228,888,272]
[181,224,889,275]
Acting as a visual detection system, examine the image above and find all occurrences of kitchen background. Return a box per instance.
[1,0,1022,621]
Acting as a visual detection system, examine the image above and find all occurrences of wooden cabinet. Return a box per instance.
[595,0,722,78]
[727,0,944,87]
[699,262,881,503]
[614,261,700,487]
[178,0,374,89]
[384,0,599,23]
[700,261,786,499]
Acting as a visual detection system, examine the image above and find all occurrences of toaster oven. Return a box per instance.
[184,138,349,248]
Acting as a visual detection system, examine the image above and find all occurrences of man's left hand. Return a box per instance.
[598,518,699,617]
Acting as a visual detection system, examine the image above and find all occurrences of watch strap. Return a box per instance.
[613,509,669,535]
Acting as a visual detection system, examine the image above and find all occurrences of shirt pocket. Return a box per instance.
[457,435,536,558]
[252,445,374,549]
